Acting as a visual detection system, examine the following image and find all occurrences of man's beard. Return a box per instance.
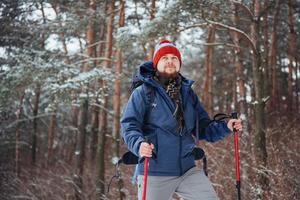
[158,65,179,78]
[158,71,178,78]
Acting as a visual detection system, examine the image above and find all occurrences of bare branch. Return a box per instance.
[205,19,258,55]
[179,23,209,31]
[231,0,254,20]
[73,57,111,65]
[203,42,240,49]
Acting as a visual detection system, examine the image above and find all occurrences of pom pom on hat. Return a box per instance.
[152,40,182,68]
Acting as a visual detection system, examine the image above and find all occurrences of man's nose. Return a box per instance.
[166,58,172,64]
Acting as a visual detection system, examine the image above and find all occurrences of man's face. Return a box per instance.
[156,54,180,77]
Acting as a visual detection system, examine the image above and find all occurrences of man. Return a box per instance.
[121,40,242,200]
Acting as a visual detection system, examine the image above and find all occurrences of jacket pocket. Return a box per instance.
[182,135,195,158]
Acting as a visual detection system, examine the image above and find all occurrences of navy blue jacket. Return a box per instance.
[121,61,231,176]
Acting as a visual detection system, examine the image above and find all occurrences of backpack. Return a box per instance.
[130,74,155,121]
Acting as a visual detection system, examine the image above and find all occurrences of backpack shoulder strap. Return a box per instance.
[189,88,208,176]
[188,88,200,142]
[189,88,198,108]
[141,83,155,122]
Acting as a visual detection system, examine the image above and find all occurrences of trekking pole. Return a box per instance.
[142,138,150,200]
[232,112,241,200]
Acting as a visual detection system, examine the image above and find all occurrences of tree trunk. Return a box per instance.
[15,93,25,176]
[69,105,79,163]
[262,0,270,98]
[88,0,99,162]
[53,4,72,163]
[97,0,115,199]
[74,99,89,200]
[231,3,250,140]
[287,0,296,115]
[251,1,269,199]
[90,106,99,161]
[202,25,216,116]
[269,0,281,111]
[31,2,46,166]
[31,85,40,165]
[147,0,156,59]
[47,109,56,167]
[74,1,96,199]
[296,58,299,113]
[112,0,126,199]
[91,1,108,163]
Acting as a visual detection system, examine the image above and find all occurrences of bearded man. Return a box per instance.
[121,40,242,200]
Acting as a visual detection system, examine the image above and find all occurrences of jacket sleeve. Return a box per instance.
[121,87,147,156]
[192,92,231,142]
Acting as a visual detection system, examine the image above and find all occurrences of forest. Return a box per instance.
[0,0,299,199]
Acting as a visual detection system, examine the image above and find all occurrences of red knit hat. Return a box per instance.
[152,39,182,68]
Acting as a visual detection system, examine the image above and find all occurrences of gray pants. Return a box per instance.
[137,167,219,200]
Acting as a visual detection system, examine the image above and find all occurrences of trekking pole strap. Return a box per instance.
[203,156,208,176]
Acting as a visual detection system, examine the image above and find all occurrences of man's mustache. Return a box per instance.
[165,64,176,68]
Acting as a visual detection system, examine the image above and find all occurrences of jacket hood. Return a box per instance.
[139,61,156,79]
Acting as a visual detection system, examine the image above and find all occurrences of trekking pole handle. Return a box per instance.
[231,112,238,119]
[231,112,238,132]
[144,136,151,145]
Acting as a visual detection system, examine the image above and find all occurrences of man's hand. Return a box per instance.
[227,119,243,132]
[139,142,155,158]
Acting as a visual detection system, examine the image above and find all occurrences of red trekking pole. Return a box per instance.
[142,157,149,200]
[142,138,151,200]
[232,112,241,200]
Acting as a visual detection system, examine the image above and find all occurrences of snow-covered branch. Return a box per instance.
[205,19,258,55]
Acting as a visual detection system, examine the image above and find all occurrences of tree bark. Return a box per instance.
[147,0,156,59]
[112,0,126,199]
[251,1,269,199]
[90,105,99,161]
[74,1,96,199]
[269,0,281,111]
[30,1,46,166]
[75,99,88,200]
[202,25,216,116]
[287,0,296,115]
[88,0,99,162]
[69,105,79,163]
[47,108,56,167]
[231,3,250,138]
[296,58,299,113]
[262,0,270,98]
[97,0,115,199]
[31,85,40,165]
[91,1,108,163]
[15,93,25,177]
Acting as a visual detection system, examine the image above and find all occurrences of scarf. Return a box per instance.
[156,74,185,134]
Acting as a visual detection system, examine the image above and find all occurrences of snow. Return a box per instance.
[111,156,119,165]
[26,2,56,21]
